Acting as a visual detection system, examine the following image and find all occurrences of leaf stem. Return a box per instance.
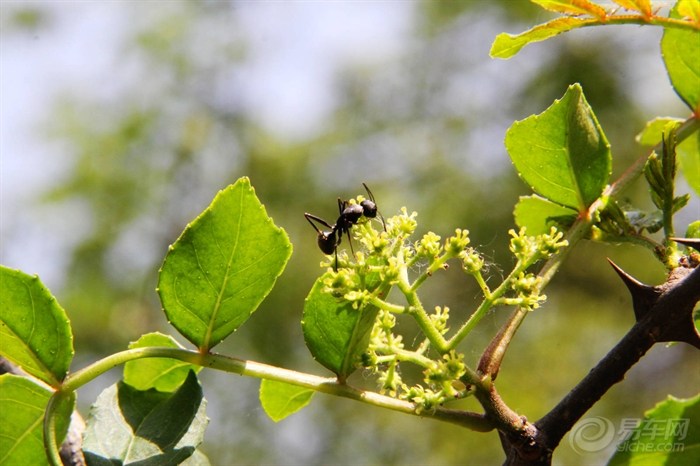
[53,346,492,432]
[43,393,63,466]
[215,351,491,431]
[592,15,700,32]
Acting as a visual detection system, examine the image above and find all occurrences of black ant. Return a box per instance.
[304,183,385,270]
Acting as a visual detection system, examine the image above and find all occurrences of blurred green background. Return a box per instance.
[1,1,697,465]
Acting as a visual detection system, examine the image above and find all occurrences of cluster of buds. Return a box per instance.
[509,227,568,264]
[314,203,567,412]
[401,351,468,413]
[510,272,546,311]
[429,306,450,336]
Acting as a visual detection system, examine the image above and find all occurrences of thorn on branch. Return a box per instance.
[608,258,700,349]
[607,259,660,321]
[671,237,700,253]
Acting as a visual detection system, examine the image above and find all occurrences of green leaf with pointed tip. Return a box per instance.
[83,370,208,466]
[0,266,74,386]
[531,0,607,18]
[490,17,593,59]
[636,117,684,147]
[158,177,292,351]
[607,394,700,466]
[514,195,578,234]
[662,4,700,112]
[123,332,201,392]
[612,0,652,16]
[506,84,611,211]
[259,379,314,422]
[302,274,385,381]
[0,374,74,466]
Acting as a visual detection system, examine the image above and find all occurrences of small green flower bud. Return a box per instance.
[442,351,466,379]
[460,248,484,273]
[323,268,357,297]
[377,309,396,330]
[389,207,417,236]
[509,227,537,260]
[512,272,540,294]
[344,289,372,309]
[378,369,402,396]
[446,228,470,255]
[520,293,546,311]
[536,227,568,257]
[416,232,442,258]
[429,306,450,335]
[512,272,546,311]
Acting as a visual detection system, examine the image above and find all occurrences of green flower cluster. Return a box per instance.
[316,201,567,412]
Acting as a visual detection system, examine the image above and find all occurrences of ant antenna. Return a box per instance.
[361,183,386,231]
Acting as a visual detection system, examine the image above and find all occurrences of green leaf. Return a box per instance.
[123,332,201,392]
[686,220,700,238]
[612,0,652,16]
[505,84,611,211]
[662,4,700,112]
[259,379,314,422]
[302,275,383,381]
[0,266,74,386]
[531,0,608,18]
[513,195,578,234]
[83,370,208,466]
[158,177,292,351]
[678,0,700,24]
[677,130,700,196]
[635,117,684,147]
[491,17,593,59]
[0,374,74,466]
[608,394,700,466]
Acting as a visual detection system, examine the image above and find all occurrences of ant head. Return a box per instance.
[360,199,377,218]
[360,182,379,219]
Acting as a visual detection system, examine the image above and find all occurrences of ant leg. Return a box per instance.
[305,213,334,233]
[346,230,355,255]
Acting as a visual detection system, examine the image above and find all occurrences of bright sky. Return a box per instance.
[1,1,696,288]
[0,1,415,286]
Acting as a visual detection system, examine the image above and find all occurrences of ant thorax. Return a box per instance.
[340,201,364,224]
